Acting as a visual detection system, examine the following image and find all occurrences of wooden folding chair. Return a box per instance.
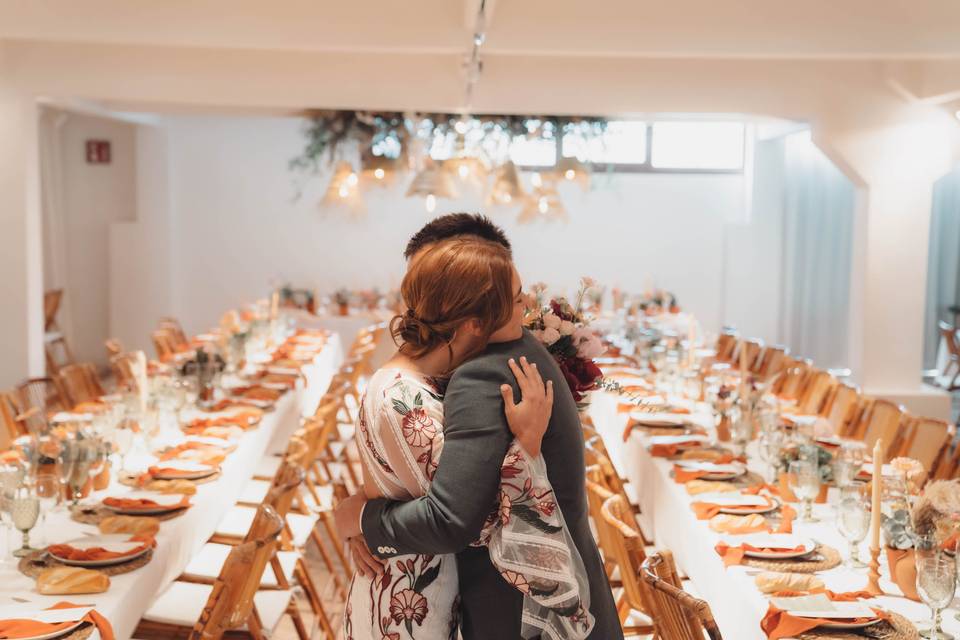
[16,377,65,415]
[937,321,960,390]
[774,357,812,400]
[159,317,189,348]
[796,370,837,415]
[586,467,623,585]
[856,399,906,460]
[755,345,788,381]
[714,331,738,363]
[0,391,24,449]
[43,289,75,375]
[57,363,104,408]
[641,550,723,640]
[598,495,656,636]
[138,505,309,640]
[152,329,180,362]
[737,338,764,372]
[823,383,862,437]
[104,338,124,358]
[897,416,953,475]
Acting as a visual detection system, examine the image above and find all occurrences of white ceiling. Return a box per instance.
[2,0,960,59]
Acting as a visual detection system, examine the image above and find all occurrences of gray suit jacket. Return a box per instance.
[362,330,622,640]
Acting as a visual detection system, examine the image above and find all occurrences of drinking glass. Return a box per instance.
[788,459,820,522]
[731,414,753,458]
[10,483,40,557]
[832,459,858,488]
[34,473,60,546]
[836,486,870,568]
[758,428,784,483]
[915,546,956,639]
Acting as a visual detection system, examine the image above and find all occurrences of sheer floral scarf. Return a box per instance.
[473,442,596,640]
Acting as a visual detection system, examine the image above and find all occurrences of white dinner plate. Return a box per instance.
[0,619,85,640]
[48,534,150,567]
[817,618,883,630]
[742,535,816,559]
[676,460,746,480]
[103,490,188,515]
[718,498,779,515]
[151,460,218,480]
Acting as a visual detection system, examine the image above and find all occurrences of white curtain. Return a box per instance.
[778,132,856,369]
[922,168,960,370]
[38,107,74,347]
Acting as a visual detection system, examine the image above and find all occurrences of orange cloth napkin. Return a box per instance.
[692,498,775,521]
[72,401,108,413]
[0,601,114,640]
[714,542,806,567]
[185,413,254,431]
[710,514,769,534]
[47,534,154,562]
[650,441,703,457]
[673,465,711,483]
[158,443,226,466]
[103,495,190,511]
[760,596,887,640]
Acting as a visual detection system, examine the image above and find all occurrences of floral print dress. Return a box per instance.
[344,368,594,640]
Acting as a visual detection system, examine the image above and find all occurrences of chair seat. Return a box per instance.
[142,580,293,631]
[215,505,316,548]
[237,479,271,505]
[254,454,283,479]
[294,483,334,513]
[182,542,300,588]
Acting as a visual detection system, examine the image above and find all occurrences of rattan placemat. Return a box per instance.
[71,503,187,525]
[794,611,919,639]
[58,621,95,640]
[18,547,153,578]
[742,544,842,573]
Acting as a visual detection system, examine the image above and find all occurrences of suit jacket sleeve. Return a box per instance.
[361,362,513,557]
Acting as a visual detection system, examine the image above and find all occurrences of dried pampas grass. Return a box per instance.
[911,480,960,537]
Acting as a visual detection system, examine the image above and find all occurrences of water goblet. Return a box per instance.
[788,459,821,522]
[837,486,870,568]
[34,473,60,545]
[758,428,784,483]
[915,546,956,639]
[10,483,40,557]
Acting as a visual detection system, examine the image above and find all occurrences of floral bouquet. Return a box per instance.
[525,278,605,406]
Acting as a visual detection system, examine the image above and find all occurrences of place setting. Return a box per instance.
[0,602,114,640]
[19,531,156,580]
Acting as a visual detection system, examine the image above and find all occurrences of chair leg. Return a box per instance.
[320,511,351,577]
[287,600,310,640]
[295,558,337,640]
[310,527,347,599]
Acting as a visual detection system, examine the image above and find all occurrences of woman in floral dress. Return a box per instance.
[343,238,594,640]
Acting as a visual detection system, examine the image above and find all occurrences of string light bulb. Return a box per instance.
[374,168,385,180]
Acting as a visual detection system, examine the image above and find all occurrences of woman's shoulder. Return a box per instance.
[367,367,446,410]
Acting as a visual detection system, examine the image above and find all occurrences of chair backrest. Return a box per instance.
[899,416,952,474]
[859,399,905,460]
[797,370,837,415]
[715,331,738,363]
[776,358,812,400]
[599,495,654,618]
[939,321,960,357]
[263,459,305,521]
[738,339,764,372]
[755,345,788,381]
[104,338,123,358]
[159,317,189,347]
[57,363,102,407]
[152,329,179,361]
[16,377,64,415]
[43,289,63,331]
[824,383,860,435]
[191,505,285,639]
[0,391,22,449]
[641,550,723,640]
[584,436,633,514]
[585,467,626,580]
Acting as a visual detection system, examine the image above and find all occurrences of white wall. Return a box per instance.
[44,110,137,367]
[155,115,746,338]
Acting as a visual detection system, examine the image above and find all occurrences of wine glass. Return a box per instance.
[837,486,870,568]
[10,483,40,557]
[788,459,820,522]
[731,414,753,458]
[915,546,957,639]
[34,473,60,546]
[758,428,784,483]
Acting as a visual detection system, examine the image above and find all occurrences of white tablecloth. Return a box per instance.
[0,341,339,639]
[589,390,960,639]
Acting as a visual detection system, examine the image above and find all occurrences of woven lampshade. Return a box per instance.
[406,160,459,200]
[321,161,365,214]
[360,154,400,187]
[445,155,489,188]
[556,156,591,190]
[518,185,568,224]
[487,160,526,206]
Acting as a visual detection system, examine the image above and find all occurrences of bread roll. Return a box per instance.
[754,571,824,594]
[98,515,161,537]
[145,479,197,495]
[37,567,110,594]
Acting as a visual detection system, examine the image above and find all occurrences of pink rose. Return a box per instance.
[542,327,561,345]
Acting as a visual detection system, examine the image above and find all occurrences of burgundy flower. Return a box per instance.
[401,407,437,447]
[389,589,429,626]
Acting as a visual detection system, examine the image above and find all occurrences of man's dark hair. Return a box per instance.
[404,213,512,260]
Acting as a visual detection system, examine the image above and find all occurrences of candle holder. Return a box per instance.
[865,546,884,596]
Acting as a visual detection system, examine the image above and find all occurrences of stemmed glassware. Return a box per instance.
[34,473,61,545]
[836,485,870,568]
[758,427,784,483]
[787,459,821,522]
[10,482,40,557]
[0,464,23,556]
[915,541,956,640]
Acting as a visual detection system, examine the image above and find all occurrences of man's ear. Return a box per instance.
[462,317,484,338]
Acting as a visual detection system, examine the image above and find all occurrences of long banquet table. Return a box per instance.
[0,334,341,640]
[589,389,960,639]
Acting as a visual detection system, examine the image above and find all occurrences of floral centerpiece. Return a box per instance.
[524,278,605,408]
[636,289,680,315]
[332,288,351,315]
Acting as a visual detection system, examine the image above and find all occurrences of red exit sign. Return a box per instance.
[85,140,111,164]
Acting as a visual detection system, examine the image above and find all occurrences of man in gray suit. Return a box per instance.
[335,214,622,639]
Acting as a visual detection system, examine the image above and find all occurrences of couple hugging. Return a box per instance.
[333,214,622,640]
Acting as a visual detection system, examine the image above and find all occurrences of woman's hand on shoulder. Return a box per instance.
[501,356,554,457]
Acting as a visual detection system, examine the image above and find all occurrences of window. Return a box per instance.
[509,136,557,167]
[650,121,745,170]
[562,120,648,165]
